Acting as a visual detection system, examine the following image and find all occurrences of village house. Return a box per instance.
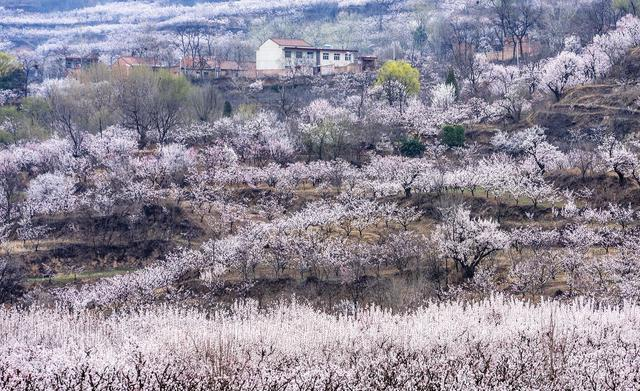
[485,36,541,63]
[452,35,541,66]
[64,54,99,75]
[180,57,257,79]
[256,38,372,77]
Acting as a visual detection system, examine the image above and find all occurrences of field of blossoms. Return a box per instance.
[3,0,640,389]
[1,296,639,390]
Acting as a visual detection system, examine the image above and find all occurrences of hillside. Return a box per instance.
[3,1,640,389]
[534,48,640,140]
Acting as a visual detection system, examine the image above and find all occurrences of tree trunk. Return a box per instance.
[461,264,475,280]
[616,169,626,186]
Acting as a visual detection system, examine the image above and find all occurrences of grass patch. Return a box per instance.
[27,268,133,285]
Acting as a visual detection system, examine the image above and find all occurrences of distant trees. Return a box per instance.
[2,2,640,309]
[489,0,542,61]
[114,68,191,148]
[412,22,429,59]
[114,68,155,149]
[445,68,459,98]
[39,66,193,151]
[365,155,429,198]
[614,0,640,15]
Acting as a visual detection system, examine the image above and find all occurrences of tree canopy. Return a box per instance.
[0,52,24,91]
[375,60,420,97]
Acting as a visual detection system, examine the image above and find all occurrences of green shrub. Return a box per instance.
[0,130,13,145]
[399,137,426,157]
[441,124,465,148]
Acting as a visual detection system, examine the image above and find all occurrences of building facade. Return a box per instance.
[180,57,257,79]
[256,38,361,77]
[64,55,99,75]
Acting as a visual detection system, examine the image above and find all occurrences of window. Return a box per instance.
[296,51,303,59]
[307,51,315,59]
[323,52,329,60]
[285,50,291,58]
[345,53,352,61]
[334,53,341,61]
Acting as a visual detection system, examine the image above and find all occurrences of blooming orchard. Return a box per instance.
[2,296,640,390]
[1,4,640,389]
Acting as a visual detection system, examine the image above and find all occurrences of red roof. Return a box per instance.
[270,38,313,47]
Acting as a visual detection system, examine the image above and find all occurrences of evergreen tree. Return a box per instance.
[412,23,428,53]
[445,68,459,99]
[223,101,233,117]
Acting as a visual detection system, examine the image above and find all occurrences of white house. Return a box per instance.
[256,38,361,77]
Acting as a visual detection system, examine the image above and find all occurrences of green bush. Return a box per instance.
[0,130,13,145]
[399,137,426,157]
[441,124,465,148]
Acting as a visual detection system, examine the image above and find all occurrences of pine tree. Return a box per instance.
[445,68,459,99]
[223,101,233,117]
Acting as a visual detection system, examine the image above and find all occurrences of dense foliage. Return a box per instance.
[2,296,640,390]
[441,124,465,148]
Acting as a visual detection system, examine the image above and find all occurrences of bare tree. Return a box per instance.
[490,0,541,62]
[46,85,88,157]
[175,26,209,77]
[190,84,223,123]
[150,72,190,145]
[115,68,155,149]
